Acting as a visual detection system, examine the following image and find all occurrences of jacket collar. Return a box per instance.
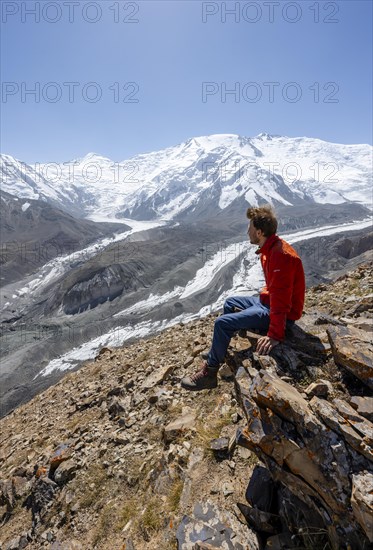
[255,233,280,255]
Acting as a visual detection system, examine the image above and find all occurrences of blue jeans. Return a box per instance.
[207,295,294,368]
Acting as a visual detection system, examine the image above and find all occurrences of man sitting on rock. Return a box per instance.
[181,204,306,391]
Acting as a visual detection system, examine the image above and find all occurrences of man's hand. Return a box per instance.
[256,336,279,355]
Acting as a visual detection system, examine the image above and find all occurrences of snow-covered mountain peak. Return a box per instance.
[69,152,114,165]
[192,133,242,148]
[1,134,372,223]
[255,132,282,140]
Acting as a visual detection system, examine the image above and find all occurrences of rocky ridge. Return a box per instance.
[0,262,372,549]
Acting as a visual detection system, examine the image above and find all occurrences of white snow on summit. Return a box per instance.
[1,134,372,223]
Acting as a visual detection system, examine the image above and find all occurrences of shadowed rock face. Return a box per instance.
[62,265,128,314]
[0,190,129,286]
[336,233,373,259]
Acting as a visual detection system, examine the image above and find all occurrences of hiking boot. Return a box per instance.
[181,362,218,391]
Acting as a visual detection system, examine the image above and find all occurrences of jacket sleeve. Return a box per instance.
[266,251,295,341]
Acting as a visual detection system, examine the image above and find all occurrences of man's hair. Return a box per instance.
[246,204,278,237]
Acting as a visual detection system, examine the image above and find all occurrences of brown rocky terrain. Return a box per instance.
[0,262,372,550]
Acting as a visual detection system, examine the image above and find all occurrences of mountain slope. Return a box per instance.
[0,191,130,286]
[0,261,371,549]
[2,134,372,225]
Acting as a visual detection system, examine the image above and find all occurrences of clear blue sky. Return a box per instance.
[1,0,372,163]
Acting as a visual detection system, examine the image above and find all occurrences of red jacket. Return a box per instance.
[256,234,305,341]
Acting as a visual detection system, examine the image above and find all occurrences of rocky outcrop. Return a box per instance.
[62,265,130,314]
[235,367,372,548]
[327,325,373,389]
[228,271,373,549]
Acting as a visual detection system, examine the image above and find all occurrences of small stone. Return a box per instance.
[221,404,231,415]
[4,536,21,550]
[314,314,345,326]
[219,364,234,380]
[49,443,72,474]
[163,410,196,444]
[321,343,331,353]
[305,380,333,398]
[53,459,77,485]
[141,365,174,390]
[124,417,136,428]
[192,345,205,357]
[247,366,259,378]
[157,397,170,411]
[234,337,250,351]
[125,380,134,390]
[222,481,235,496]
[65,490,74,504]
[231,412,241,424]
[210,437,229,452]
[184,356,195,368]
[112,435,130,446]
[107,386,124,397]
[108,397,127,418]
[237,446,252,460]
[70,502,80,514]
[12,476,29,499]
[98,346,112,356]
[18,534,29,549]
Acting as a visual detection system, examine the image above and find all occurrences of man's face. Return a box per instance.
[248,221,261,245]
